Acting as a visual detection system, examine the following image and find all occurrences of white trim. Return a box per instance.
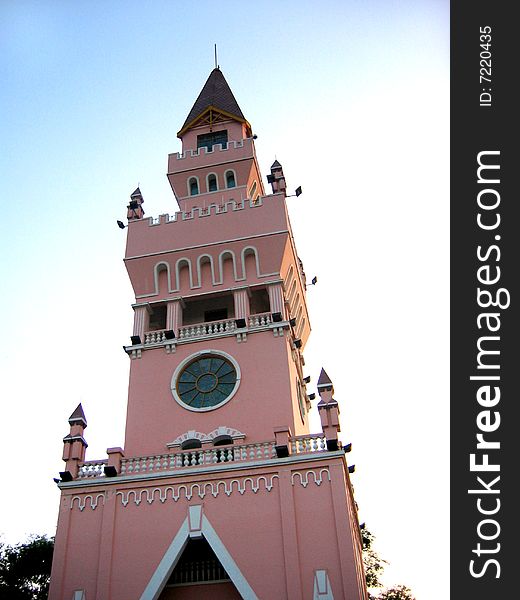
[202,515,258,599]
[187,176,200,196]
[153,261,172,295]
[188,505,203,536]
[140,506,258,600]
[224,168,237,189]
[217,249,239,284]
[196,253,216,286]
[206,171,219,193]
[170,349,241,412]
[174,257,195,290]
[59,454,343,489]
[139,519,190,600]
[313,570,334,599]
[241,245,262,279]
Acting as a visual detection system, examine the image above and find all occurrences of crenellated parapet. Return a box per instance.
[168,138,252,168]
[124,193,290,259]
[146,196,263,227]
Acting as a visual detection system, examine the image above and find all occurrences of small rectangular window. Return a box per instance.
[197,130,228,151]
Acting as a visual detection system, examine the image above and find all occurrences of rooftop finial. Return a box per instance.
[214,43,218,70]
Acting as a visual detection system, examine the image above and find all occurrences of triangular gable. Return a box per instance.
[140,505,258,600]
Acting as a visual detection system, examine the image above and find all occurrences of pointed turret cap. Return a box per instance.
[271,160,282,169]
[178,68,249,136]
[317,368,333,391]
[130,187,142,199]
[68,403,87,427]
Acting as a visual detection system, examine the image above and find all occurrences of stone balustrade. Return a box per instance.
[73,434,330,481]
[77,460,107,479]
[140,312,278,349]
[290,433,328,454]
[178,318,237,341]
[120,441,276,475]
[247,312,272,328]
[144,329,169,344]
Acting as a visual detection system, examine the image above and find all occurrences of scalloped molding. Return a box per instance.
[68,468,331,511]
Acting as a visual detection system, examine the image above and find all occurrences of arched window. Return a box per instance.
[181,438,202,451]
[213,435,233,447]
[207,174,218,192]
[249,181,257,200]
[189,177,199,196]
[225,170,236,188]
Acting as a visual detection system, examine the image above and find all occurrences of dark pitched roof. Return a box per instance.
[271,160,282,169]
[69,403,87,426]
[130,187,142,199]
[317,368,333,387]
[180,68,245,133]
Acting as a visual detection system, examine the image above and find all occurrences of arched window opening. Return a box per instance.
[213,435,233,447]
[189,177,199,196]
[225,171,236,188]
[181,438,202,451]
[249,181,257,200]
[208,174,218,192]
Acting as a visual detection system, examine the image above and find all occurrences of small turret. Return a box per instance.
[61,404,88,480]
[316,368,341,451]
[267,160,287,195]
[127,187,145,221]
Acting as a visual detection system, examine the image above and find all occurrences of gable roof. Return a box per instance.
[178,68,247,136]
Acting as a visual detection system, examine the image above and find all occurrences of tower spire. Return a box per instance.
[177,68,251,138]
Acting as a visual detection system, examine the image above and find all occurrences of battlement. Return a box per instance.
[147,197,261,226]
[167,138,254,173]
[125,192,290,259]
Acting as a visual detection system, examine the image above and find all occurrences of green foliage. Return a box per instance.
[361,528,387,588]
[0,535,54,600]
[361,528,414,600]
[372,584,416,600]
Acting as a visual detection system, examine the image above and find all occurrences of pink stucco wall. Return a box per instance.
[49,456,366,600]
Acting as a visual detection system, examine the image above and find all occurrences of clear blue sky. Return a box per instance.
[0,2,449,598]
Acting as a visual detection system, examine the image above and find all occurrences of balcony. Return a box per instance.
[75,433,330,480]
[133,312,282,355]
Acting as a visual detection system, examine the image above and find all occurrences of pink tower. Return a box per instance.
[48,68,368,600]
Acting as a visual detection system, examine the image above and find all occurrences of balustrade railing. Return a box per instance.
[77,460,107,479]
[142,312,276,346]
[74,435,329,481]
[247,312,272,328]
[290,433,328,454]
[120,441,276,475]
[144,329,169,344]
[178,318,236,340]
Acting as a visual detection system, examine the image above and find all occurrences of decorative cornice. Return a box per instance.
[68,467,332,511]
[59,451,345,490]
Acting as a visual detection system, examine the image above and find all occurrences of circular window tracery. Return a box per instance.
[172,351,240,412]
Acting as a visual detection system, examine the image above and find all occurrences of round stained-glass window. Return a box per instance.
[171,351,240,412]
